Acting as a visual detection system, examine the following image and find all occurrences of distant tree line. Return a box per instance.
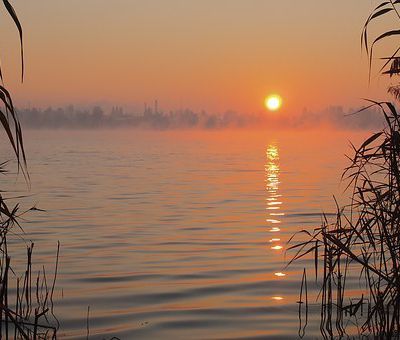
[17,104,385,130]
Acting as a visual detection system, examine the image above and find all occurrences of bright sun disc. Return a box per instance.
[265,95,282,111]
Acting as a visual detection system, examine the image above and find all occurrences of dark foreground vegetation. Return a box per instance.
[290,103,400,338]
[289,2,400,339]
[0,1,59,338]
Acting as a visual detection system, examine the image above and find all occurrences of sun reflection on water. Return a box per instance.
[274,272,286,277]
[271,296,284,301]
[265,143,286,301]
[269,227,281,232]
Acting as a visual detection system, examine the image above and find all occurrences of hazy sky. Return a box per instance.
[0,1,392,114]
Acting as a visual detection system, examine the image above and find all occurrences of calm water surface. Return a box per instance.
[0,129,370,339]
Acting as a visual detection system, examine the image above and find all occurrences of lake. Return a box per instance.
[0,128,370,339]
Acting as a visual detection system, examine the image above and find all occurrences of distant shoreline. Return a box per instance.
[17,105,385,131]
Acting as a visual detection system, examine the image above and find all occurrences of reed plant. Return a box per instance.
[0,1,59,338]
[289,2,400,338]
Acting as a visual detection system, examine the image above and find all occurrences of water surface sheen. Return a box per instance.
[0,129,369,339]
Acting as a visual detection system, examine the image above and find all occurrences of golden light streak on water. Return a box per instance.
[266,143,286,300]
[266,219,281,224]
[274,272,286,277]
[271,296,284,301]
[267,202,282,206]
[269,238,281,242]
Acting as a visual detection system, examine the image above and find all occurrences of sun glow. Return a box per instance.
[265,95,282,111]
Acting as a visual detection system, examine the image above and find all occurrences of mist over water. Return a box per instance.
[0,128,370,338]
[17,105,385,130]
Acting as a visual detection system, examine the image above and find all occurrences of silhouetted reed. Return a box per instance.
[0,1,59,338]
[289,2,400,337]
[289,102,400,338]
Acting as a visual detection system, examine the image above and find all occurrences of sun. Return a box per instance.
[265,95,282,111]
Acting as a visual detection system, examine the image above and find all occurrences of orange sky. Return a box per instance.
[0,1,393,114]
